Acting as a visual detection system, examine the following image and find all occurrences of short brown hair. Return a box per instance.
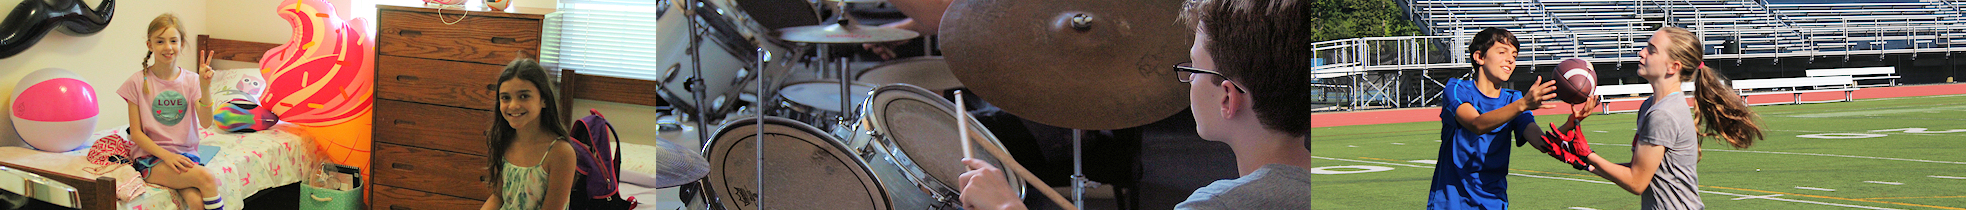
[1180,0,1315,137]
[1468,27,1518,70]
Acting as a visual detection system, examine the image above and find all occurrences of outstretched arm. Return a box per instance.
[1456,78,1559,134]
[1587,143,1666,195]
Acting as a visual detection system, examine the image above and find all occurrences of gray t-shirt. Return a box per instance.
[1635,92,1703,209]
[1174,164,1313,209]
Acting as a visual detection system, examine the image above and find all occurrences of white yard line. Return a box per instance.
[1796,186,1838,192]
[1732,194,1785,200]
[1864,181,1903,185]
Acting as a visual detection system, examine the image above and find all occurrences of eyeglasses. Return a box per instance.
[1173,61,1246,93]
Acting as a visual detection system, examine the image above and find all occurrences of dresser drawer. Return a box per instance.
[376,55,503,109]
[371,184,486,210]
[375,100,494,155]
[374,143,493,199]
[376,9,542,65]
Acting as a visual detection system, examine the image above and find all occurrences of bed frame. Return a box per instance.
[0,35,279,210]
[556,69,664,119]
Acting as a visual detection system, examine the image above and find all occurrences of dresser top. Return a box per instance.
[378,4,553,20]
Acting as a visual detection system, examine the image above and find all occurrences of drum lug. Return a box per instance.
[858,130,883,154]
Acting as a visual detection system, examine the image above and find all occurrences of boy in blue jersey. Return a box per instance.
[1427,27,1561,209]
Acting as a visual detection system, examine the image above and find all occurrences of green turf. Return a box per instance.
[1310,94,1966,209]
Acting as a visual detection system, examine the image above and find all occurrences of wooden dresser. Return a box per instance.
[370,5,551,210]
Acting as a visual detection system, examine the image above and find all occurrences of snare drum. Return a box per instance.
[855,57,963,94]
[775,81,874,131]
[694,116,935,210]
[842,84,1026,205]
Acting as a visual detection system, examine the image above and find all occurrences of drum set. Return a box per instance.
[651,0,1192,209]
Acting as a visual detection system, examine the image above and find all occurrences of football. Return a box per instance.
[1552,58,1597,104]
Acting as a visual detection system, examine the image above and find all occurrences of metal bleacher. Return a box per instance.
[1318,0,1966,111]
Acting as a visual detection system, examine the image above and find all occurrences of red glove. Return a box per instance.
[1540,123,1594,170]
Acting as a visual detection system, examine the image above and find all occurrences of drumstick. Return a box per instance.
[957,90,972,160]
[963,125,1080,210]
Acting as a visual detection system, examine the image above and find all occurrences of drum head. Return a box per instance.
[856,57,963,94]
[705,117,889,210]
[865,85,1014,192]
[779,82,875,112]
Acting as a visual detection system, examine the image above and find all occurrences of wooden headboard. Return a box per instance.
[198,35,283,63]
[557,69,665,120]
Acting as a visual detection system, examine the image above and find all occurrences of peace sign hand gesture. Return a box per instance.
[197,50,215,84]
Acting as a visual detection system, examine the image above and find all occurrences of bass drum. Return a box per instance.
[691,116,937,210]
[654,0,804,123]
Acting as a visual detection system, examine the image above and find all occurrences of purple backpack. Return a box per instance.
[569,109,635,209]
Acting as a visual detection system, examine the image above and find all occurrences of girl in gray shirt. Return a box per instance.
[1549,27,1767,210]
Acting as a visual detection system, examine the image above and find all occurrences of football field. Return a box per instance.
[1309,94,1966,209]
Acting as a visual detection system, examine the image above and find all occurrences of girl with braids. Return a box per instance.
[1553,27,1766,209]
[120,13,225,210]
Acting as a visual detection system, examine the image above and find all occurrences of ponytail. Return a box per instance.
[141,52,152,68]
[1661,27,1765,149]
[1688,64,1763,148]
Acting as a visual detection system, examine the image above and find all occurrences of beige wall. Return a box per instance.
[0,0,206,147]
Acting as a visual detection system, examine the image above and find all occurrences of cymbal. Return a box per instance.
[831,0,887,3]
[778,23,921,44]
[939,0,1193,130]
[655,136,709,188]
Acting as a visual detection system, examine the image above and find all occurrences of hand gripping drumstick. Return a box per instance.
[955,91,1080,210]
[959,90,972,160]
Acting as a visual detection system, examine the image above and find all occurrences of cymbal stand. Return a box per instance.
[1072,129,1085,209]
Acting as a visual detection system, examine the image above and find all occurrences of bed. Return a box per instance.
[0,35,319,210]
[0,124,322,210]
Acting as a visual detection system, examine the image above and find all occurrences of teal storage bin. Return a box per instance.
[299,184,361,210]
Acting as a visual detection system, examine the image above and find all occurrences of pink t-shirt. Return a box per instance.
[117,67,203,158]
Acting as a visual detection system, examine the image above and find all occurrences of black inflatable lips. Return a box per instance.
[0,0,114,59]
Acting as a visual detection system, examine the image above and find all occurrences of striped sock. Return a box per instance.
[202,195,223,210]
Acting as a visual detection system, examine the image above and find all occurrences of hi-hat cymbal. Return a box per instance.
[940,0,1193,130]
[831,0,887,3]
[655,136,710,188]
[778,23,921,44]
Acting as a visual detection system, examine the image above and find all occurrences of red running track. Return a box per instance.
[1310,83,1966,128]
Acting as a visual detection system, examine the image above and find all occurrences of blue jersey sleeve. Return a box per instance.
[1508,111,1538,142]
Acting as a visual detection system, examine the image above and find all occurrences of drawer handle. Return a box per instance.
[398,30,422,37]
[395,75,420,81]
[490,37,517,44]
[391,163,415,170]
[394,119,417,126]
[487,84,497,91]
[390,205,410,210]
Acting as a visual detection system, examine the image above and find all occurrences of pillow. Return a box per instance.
[206,68,266,103]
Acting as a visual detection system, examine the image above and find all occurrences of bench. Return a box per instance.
[1730,75,1858,106]
[1806,66,1898,87]
[1593,82,1693,113]
[1589,75,1859,113]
